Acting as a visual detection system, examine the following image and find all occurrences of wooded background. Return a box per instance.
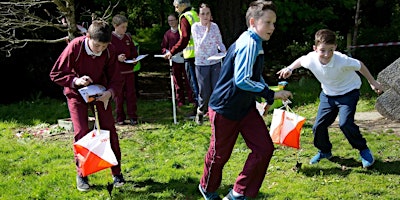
[1,0,399,104]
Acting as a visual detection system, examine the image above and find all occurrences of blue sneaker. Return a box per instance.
[199,184,221,200]
[223,189,247,200]
[309,151,332,164]
[360,149,375,168]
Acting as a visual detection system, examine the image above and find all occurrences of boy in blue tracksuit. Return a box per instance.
[198,1,292,199]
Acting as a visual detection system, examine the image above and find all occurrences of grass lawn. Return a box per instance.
[0,78,399,199]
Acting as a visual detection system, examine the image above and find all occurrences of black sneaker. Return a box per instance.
[199,184,221,200]
[113,174,125,188]
[195,113,204,125]
[223,189,247,200]
[76,175,90,192]
[130,118,138,126]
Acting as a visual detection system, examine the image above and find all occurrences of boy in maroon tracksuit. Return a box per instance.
[49,20,125,191]
[198,1,292,199]
[161,13,195,107]
[111,14,139,125]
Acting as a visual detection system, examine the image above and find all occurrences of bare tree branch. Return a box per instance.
[100,1,120,21]
[0,0,75,57]
[0,0,119,57]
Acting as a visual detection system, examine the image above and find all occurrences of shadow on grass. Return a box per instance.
[367,159,400,175]
[88,177,234,199]
[299,156,400,176]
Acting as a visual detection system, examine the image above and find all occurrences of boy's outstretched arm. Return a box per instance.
[358,61,384,94]
[277,57,303,79]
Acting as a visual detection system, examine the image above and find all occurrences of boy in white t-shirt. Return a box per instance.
[277,29,383,168]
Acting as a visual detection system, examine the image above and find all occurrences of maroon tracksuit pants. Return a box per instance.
[115,72,137,122]
[200,107,275,198]
[172,62,194,105]
[68,98,122,176]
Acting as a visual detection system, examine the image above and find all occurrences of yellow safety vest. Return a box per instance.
[179,9,199,59]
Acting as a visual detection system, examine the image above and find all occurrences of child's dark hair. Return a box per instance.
[87,20,112,43]
[199,3,210,9]
[315,29,337,46]
[112,14,128,26]
[246,1,276,27]
[168,13,178,20]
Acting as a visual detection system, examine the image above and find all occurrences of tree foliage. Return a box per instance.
[0,0,399,103]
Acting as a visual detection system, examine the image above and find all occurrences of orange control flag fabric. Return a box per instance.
[73,129,118,176]
[269,108,306,149]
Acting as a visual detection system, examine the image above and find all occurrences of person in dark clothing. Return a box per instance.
[161,13,195,107]
[164,0,200,116]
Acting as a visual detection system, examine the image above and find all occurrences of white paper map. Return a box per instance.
[172,52,184,63]
[78,84,106,103]
[154,50,184,63]
[135,54,148,62]
[124,54,148,63]
[207,52,226,61]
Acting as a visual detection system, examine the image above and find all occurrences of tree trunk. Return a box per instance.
[351,0,361,57]
[215,0,252,46]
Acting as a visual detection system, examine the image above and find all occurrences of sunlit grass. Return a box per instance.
[0,78,398,199]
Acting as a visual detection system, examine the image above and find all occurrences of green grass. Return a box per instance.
[0,78,399,199]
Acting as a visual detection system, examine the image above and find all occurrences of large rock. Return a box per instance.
[375,57,400,121]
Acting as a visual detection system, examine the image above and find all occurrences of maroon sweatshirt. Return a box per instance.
[49,36,123,100]
[169,11,191,55]
[111,32,138,73]
[161,29,180,54]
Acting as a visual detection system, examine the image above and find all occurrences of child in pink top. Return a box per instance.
[191,3,226,125]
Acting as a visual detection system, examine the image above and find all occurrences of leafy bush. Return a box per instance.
[133,25,165,54]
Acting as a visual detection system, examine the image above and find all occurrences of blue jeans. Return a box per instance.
[185,58,199,105]
[312,89,368,153]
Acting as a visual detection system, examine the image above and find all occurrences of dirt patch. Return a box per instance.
[14,111,400,140]
[330,111,400,136]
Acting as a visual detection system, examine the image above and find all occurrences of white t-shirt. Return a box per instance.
[300,51,362,96]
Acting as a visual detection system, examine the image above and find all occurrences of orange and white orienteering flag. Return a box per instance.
[73,105,117,176]
[269,105,306,149]
[73,129,118,176]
